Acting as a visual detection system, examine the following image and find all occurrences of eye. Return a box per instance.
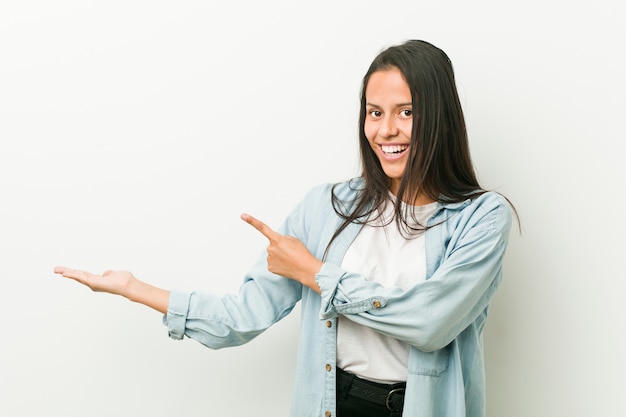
[368,110,382,118]
[400,109,412,118]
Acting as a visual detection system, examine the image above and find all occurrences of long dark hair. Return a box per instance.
[327,40,488,251]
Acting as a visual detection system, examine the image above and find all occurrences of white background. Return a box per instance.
[1,1,624,416]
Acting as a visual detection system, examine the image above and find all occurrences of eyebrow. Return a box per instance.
[366,102,413,107]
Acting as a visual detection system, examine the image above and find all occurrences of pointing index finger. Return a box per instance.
[241,213,281,242]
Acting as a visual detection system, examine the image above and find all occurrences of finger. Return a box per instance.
[53,266,69,274]
[55,267,96,283]
[240,213,282,242]
[54,266,84,278]
[53,266,73,276]
[61,269,87,279]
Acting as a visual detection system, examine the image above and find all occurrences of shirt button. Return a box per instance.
[373,300,382,308]
[326,364,332,372]
[326,320,332,328]
[325,412,332,417]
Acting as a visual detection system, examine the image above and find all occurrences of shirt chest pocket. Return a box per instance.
[408,344,451,377]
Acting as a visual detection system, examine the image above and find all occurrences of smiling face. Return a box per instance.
[364,68,414,196]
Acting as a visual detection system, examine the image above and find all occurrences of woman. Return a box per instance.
[55,40,513,417]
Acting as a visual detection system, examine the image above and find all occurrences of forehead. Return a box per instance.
[365,68,411,101]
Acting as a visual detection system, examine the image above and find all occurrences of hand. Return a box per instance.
[53,266,169,313]
[53,266,135,297]
[241,213,322,293]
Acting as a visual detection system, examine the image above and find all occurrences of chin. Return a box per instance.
[382,169,405,180]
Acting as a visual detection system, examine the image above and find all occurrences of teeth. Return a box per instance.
[381,145,409,154]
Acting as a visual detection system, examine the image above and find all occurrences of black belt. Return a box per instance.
[337,367,406,412]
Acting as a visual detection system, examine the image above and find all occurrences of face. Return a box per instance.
[364,68,413,195]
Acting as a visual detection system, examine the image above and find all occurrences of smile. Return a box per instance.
[380,144,409,160]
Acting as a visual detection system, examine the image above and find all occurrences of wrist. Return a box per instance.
[125,277,169,314]
[123,276,142,302]
[301,260,323,293]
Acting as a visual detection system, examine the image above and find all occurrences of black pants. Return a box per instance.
[336,368,405,417]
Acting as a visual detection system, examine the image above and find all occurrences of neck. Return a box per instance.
[389,181,435,206]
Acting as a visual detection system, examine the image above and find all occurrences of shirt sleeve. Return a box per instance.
[316,192,513,352]
[161,192,315,349]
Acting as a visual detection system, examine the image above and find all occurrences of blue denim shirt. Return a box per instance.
[164,178,512,417]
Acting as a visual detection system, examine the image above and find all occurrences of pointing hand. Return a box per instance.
[241,213,322,293]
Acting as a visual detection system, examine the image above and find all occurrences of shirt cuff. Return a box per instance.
[316,263,343,319]
[316,263,389,319]
[162,289,192,340]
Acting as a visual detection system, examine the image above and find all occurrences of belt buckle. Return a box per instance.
[385,387,405,411]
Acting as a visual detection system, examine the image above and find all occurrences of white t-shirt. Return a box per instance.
[337,198,438,384]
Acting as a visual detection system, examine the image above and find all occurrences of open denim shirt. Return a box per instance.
[164,178,513,417]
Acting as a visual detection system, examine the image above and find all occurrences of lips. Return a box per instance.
[380,144,409,160]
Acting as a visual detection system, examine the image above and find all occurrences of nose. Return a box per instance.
[379,115,399,139]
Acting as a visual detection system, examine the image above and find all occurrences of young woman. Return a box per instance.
[55,40,513,417]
